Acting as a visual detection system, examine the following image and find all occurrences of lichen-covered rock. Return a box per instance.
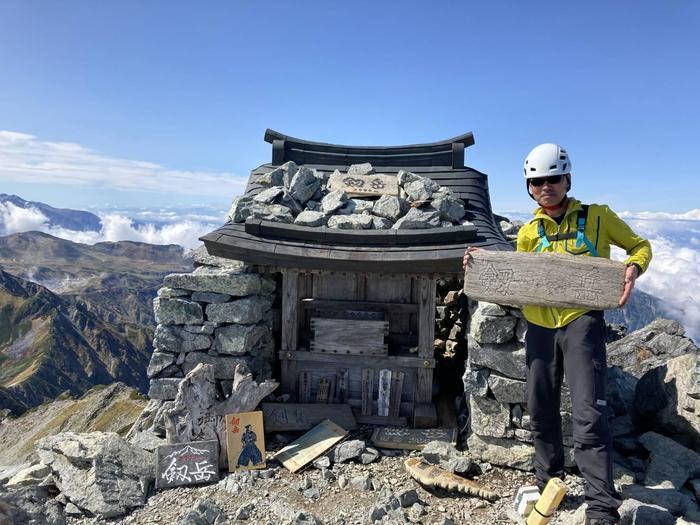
[294,210,327,227]
[214,324,272,356]
[37,432,154,519]
[327,214,373,230]
[347,163,375,177]
[191,291,231,303]
[321,190,348,214]
[164,268,275,296]
[154,324,212,353]
[372,216,393,229]
[253,186,284,204]
[639,432,700,490]
[289,166,321,204]
[206,296,272,324]
[469,396,511,438]
[148,378,183,400]
[467,335,527,380]
[466,433,534,471]
[154,297,203,325]
[372,195,407,221]
[469,310,517,344]
[392,207,441,229]
[227,195,255,223]
[432,195,465,222]
[487,373,527,404]
[147,351,177,378]
[247,202,295,223]
[462,368,490,397]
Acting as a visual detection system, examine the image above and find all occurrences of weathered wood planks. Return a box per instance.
[310,317,389,356]
[262,403,356,432]
[463,250,626,309]
[274,419,348,473]
[370,427,457,450]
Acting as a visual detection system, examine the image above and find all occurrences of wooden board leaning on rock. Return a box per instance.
[463,250,626,310]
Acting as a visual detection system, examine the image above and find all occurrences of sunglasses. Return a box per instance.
[529,175,564,187]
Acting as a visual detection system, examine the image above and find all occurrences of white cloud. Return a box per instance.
[618,209,700,221]
[0,130,248,198]
[0,202,49,234]
[0,202,218,252]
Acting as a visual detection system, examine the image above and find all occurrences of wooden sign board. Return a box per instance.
[156,440,219,489]
[371,427,458,451]
[463,250,626,309]
[274,419,348,473]
[310,317,389,356]
[225,411,266,472]
[327,171,399,197]
[262,403,357,432]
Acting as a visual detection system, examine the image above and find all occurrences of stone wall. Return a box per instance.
[462,299,575,471]
[146,253,278,403]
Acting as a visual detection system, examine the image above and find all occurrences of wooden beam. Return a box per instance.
[417,277,437,358]
[281,270,300,351]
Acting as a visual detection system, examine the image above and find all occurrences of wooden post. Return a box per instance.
[389,371,405,417]
[377,369,392,416]
[362,368,374,416]
[281,270,300,396]
[415,277,436,408]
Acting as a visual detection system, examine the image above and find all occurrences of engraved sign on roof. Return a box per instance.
[328,170,399,197]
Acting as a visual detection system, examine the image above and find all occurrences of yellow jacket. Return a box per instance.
[516,198,652,329]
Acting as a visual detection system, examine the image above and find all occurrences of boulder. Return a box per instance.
[469,395,512,438]
[402,177,440,202]
[206,296,272,324]
[289,166,321,204]
[392,207,441,229]
[372,195,407,222]
[639,432,700,490]
[147,351,177,378]
[247,202,295,223]
[607,318,698,378]
[347,163,375,177]
[227,195,255,223]
[372,216,393,229]
[37,432,154,519]
[214,324,272,356]
[154,324,212,353]
[466,433,534,471]
[469,311,518,344]
[164,267,275,296]
[320,190,348,213]
[432,195,465,222]
[327,214,373,230]
[154,297,203,325]
[462,368,490,398]
[294,210,327,227]
[617,499,677,525]
[467,335,527,380]
[487,373,527,404]
[253,186,284,204]
[191,291,231,303]
[148,378,183,400]
[634,353,700,446]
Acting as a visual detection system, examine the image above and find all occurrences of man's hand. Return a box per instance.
[619,264,639,307]
[463,246,482,270]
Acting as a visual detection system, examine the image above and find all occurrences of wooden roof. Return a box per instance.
[201,130,512,274]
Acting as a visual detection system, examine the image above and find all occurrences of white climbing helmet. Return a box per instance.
[523,143,571,179]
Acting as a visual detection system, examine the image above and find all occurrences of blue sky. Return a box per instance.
[1,1,699,212]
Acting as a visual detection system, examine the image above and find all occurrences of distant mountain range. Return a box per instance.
[0,231,192,414]
[0,193,102,232]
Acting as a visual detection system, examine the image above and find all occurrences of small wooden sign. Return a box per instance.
[463,250,626,309]
[262,403,357,431]
[156,440,219,489]
[225,411,266,472]
[371,427,458,451]
[328,171,399,197]
[274,419,348,473]
[377,369,391,416]
[361,368,374,416]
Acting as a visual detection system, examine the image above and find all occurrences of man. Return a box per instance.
[465,143,652,525]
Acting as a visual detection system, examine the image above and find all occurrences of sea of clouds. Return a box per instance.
[0,200,228,253]
[2,200,699,341]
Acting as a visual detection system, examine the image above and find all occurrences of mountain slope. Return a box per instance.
[604,288,667,332]
[0,193,102,232]
[0,269,151,414]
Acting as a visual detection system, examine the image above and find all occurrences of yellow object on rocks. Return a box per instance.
[526,478,567,525]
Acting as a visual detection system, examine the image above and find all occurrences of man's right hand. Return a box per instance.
[463,246,482,270]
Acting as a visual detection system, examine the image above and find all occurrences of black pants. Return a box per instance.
[525,312,621,522]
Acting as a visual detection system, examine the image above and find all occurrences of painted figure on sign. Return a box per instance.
[236,424,263,466]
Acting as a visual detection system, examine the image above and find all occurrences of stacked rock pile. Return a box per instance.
[228,161,470,230]
[146,255,278,403]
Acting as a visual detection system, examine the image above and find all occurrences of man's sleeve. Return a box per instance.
[602,206,653,273]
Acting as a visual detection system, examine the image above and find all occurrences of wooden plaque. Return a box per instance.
[262,403,357,431]
[156,440,219,489]
[225,411,266,472]
[328,171,399,197]
[310,318,389,355]
[463,250,626,309]
[371,427,457,451]
[274,419,348,473]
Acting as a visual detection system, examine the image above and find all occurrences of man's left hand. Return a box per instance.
[619,264,639,307]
